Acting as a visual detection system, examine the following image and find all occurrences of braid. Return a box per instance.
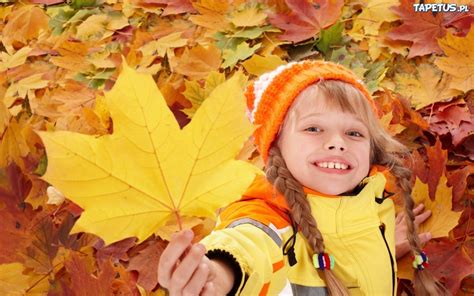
[266,146,349,296]
[381,153,448,295]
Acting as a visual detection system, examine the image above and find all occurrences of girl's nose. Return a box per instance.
[324,135,346,151]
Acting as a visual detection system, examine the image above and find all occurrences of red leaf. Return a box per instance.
[387,0,446,58]
[424,238,474,294]
[95,237,137,266]
[269,0,343,43]
[127,238,167,291]
[428,100,474,146]
[444,9,474,37]
[426,139,448,200]
[447,166,474,209]
[452,207,474,242]
[64,251,116,295]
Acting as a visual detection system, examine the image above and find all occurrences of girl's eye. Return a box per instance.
[347,130,363,137]
[305,126,321,132]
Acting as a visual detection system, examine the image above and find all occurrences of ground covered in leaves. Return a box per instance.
[0,0,473,295]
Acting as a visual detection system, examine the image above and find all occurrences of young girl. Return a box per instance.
[157,60,445,295]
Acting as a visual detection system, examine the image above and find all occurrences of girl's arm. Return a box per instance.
[157,229,234,295]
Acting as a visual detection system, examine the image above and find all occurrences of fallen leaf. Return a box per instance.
[0,46,32,72]
[0,263,31,294]
[2,5,49,47]
[173,44,222,80]
[394,63,462,110]
[38,62,258,244]
[242,54,286,76]
[349,0,399,42]
[269,0,344,43]
[127,238,167,291]
[222,42,261,68]
[411,176,461,238]
[182,71,225,118]
[428,100,474,146]
[231,6,267,27]
[387,0,446,58]
[64,251,116,295]
[434,27,474,93]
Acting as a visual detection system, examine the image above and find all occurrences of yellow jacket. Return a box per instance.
[202,169,397,295]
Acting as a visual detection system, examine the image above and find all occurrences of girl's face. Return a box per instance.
[277,87,371,195]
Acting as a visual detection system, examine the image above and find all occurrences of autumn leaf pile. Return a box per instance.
[0,0,473,295]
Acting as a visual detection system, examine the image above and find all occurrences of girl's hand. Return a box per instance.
[157,229,234,296]
[395,203,432,259]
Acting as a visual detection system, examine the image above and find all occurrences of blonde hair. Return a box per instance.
[265,80,447,295]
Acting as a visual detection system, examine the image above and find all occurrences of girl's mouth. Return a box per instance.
[313,162,352,174]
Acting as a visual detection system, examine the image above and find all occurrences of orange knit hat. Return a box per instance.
[245,60,376,164]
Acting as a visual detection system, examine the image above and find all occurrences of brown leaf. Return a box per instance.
[94,237,137,266]
[127,238,167,291]
[387,0,446,58]
[0,163,35,265]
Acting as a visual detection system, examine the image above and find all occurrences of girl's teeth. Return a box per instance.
[316,162,349,170]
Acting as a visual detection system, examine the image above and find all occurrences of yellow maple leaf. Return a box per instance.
[411,176,461,238]
[398,176,462,280]
[435,27,474,93]
[231,7,267,27]
[139,32,188,58]
[242,54,286,76]
[0,263,31,294]
[38,62,259,245]
[349,0,399,41]
[394,63,463,110]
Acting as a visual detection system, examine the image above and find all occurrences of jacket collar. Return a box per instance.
[242,165,394,212]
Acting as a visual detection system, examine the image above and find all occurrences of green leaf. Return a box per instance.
[222,42,261,69]
[316,22,344,55]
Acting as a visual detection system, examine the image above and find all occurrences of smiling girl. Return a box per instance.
[157,60,446,295]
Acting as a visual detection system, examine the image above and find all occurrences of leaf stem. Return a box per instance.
[174,210,183,230]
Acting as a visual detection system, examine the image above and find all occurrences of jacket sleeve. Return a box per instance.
[200,198,291,295]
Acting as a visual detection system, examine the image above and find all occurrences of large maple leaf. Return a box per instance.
[37,63,259,245]
[387,0,446,58]
[269,0,344,43]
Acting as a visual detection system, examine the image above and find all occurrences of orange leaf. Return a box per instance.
[2,5,49,47]
[173,44,222,79]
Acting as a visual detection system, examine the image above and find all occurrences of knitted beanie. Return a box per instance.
[244,60,376,164]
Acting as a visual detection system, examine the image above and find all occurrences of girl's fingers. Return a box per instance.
[200,282,216,296]
[414,209,432,226]
[169,244,207,295]
[182,263,210,296]
[413,203,425,215]
[395,211,405,224]
[158,229,194,288]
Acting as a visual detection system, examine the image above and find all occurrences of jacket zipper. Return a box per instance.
[379,223,395,296]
